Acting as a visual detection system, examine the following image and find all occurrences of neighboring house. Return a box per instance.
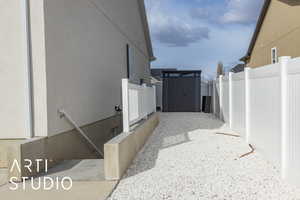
[230,64,245,73]
[0,0,154,171]
[241,0,300,68]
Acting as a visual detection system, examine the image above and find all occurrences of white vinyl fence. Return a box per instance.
[122,79,156,132]
[213,56,300,185]
[230,72,246,137]
[221,76,230,124]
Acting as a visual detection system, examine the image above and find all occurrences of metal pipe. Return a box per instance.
[58,109,104,158]
[23,0,34,138]
[215,132,240,138]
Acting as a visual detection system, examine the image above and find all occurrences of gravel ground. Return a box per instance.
[109,113,300,200]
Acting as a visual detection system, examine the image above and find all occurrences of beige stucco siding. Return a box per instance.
[43,0,151,136]
[247,0,300,68]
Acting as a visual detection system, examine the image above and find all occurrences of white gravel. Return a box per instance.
[109,113,300,200]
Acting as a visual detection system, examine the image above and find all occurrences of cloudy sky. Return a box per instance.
[145,0,264,78]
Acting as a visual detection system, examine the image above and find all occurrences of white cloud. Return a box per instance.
[144,0,261,75]
[221,0,264,24]
[151,17,209,47]
[145,0,210,47]
[190,0,264,25]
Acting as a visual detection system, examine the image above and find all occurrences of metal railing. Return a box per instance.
[58,109,104,157]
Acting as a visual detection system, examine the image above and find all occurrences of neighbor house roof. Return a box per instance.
[230,64,245,73]
[240,0,271,62]
[137,0,156,61]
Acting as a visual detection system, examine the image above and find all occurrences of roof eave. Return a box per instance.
[137,0,155,62]
[239,55,250,62]
[245,0,271,59]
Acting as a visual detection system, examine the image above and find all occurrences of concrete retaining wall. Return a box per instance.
[0,140,24,168]
[3,114,122,181]
[104,113,159,180]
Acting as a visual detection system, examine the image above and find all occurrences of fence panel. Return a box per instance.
[221,76,230,123]
[231,72,245,136]
[286,57,300,182]
[213,81,220,117]
[248,63,282,167]
[122,79,156,132]
[212,57,300,185]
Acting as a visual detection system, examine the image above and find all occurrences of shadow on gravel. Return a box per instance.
[124,112,224,178]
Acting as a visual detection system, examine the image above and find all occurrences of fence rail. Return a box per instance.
[212,56,300,185]
[122,79,156,132]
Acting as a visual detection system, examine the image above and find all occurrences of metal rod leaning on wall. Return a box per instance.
[58,109,104,158]
[215,132,240,137]
[240,144,255,158]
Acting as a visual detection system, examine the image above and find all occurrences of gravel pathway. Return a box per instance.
[109,113,300,200]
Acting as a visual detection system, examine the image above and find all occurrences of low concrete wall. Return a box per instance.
[7,137,48,180]
[46,114,122,161]
[0,140,24,168]
[3,114,122,181]
[104,113,159,180]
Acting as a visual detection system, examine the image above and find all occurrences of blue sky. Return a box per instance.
[145,0,264,78]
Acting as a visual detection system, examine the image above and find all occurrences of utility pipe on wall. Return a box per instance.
[22,0,34,138]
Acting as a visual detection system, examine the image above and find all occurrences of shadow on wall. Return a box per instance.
[123,113,224,178]
[279,0,300,6]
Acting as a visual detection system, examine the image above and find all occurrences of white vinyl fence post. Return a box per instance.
[245,68,251,144]
[229,72,233,128]
[143,83,148,120]
[122,79,130,132]
[153,85,157,113]
[219,75,224,121]
[212,80,216,115]
[280,56,291,179]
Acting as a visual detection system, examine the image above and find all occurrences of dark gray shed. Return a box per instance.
[163,70,201,112]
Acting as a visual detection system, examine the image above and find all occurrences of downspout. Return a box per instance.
[22,0,34,138]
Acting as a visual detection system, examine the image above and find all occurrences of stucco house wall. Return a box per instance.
[0,0,153,169]
[246,0,300,68]
[0,0,33,139]
[0,0,153,139]
[43,0,151,136]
